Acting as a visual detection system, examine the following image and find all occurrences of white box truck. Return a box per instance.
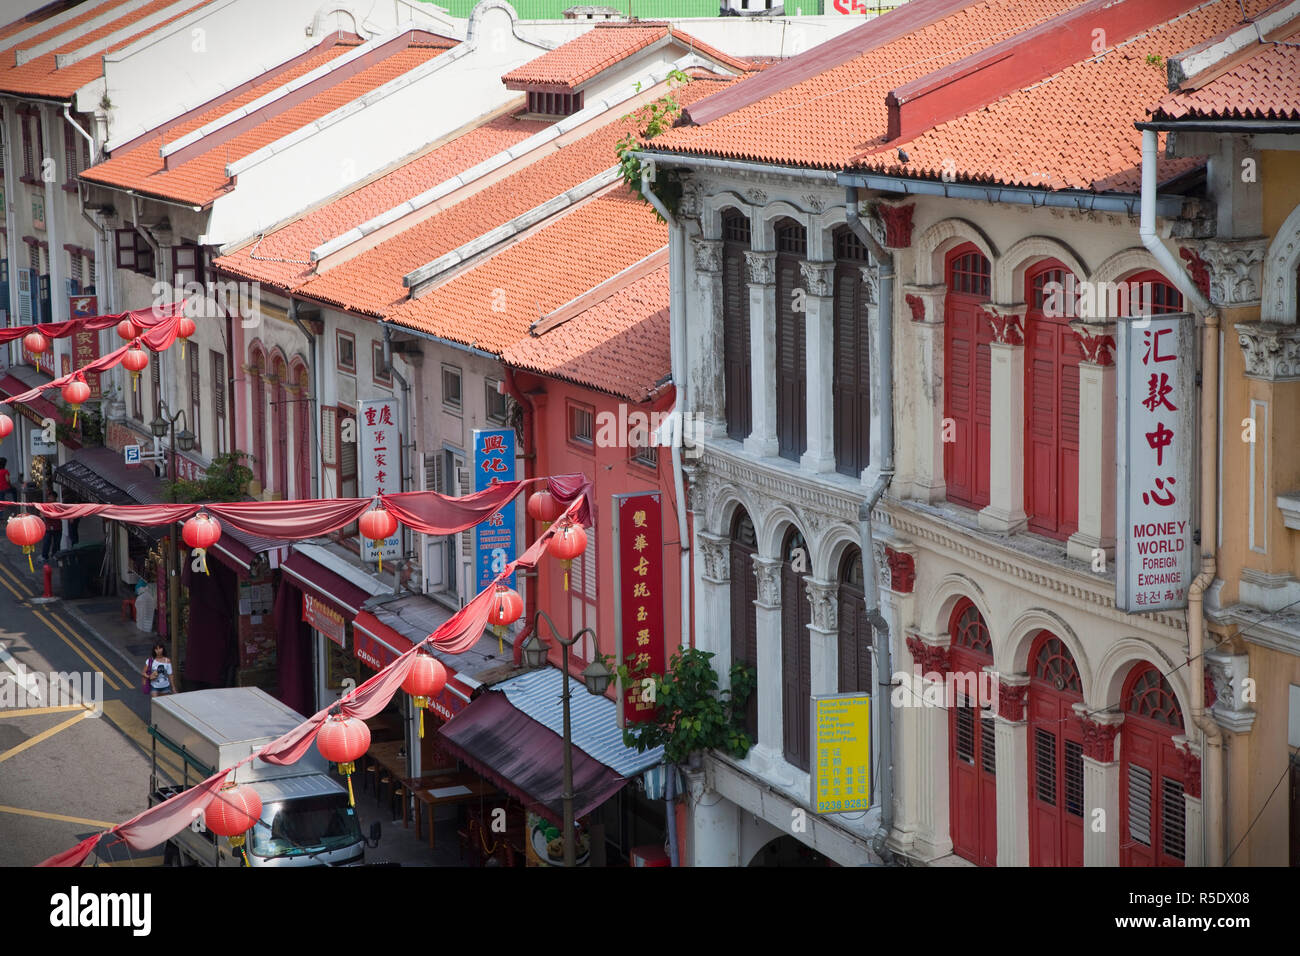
[149,687,377,867]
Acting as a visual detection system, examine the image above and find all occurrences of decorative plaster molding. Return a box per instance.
[1204,650,1256,733]
[745,187,768,205]
[884,546,915,594]
[745,250,777,286]
[859,267,879,304]
[753,556,782,607]
[1178,246,1211,301]
[906,294,925,322]
[1199,237,1268,306]
[1235,322,1300,381]
[1077,710,1122,762]
[996,679,1028,722]
[1069,320,1117,366]
[877,202,915,249]
[806,578,838,631]
[906,633,950,674]
[692,237,723,275]
[801,193,826,214]
[799,261,834,298]
[697,531,730,584]
[679,180,704,220]
[1179,748,1202,799]
[983,306,1024,346]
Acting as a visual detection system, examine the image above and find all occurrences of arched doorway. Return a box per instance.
[836,548,871,694]
[748,833,834,867]
[729,508,758,740]
[780,526,811,771]
[1120,663,1186,867]
[948,598,996,866]
[1023,260,1081,539]
[1027,632,1084,866]
[943,244,992,509]
[722,209,752,441]
[774,219,807,463]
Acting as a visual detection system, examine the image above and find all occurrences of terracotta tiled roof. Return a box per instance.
[503,255,670,402]
[386,188,667,355]
[1149,40,1300,122]
[0,2,73,43]
[0,0,216,99]
[214,111,551,289]
[502,22,749,91]
[79,39,449,206]
[284,74,733,317]
[653,0,1273,194]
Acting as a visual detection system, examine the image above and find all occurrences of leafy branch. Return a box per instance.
[615,68,690,222]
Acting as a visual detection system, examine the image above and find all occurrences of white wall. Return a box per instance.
[514,14,862,58]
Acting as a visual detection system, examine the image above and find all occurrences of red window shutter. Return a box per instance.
[943,246,992,510]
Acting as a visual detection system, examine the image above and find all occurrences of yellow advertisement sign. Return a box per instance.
[810,693,870,814]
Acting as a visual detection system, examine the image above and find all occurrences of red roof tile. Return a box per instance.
[80,38,450,206]
[283,74,733,317]
[387,188,667,356]
[0,1,74,43]
[1150,39,1300,122]
[502,22,749,91]
[503,255,670,402]
[0,0,217,99]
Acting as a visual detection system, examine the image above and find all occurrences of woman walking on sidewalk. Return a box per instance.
[144,642,173,697]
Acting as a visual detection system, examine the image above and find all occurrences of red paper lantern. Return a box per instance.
[177,316,197,358]
[0,414,12,440]
[527,489,563,527]
[359,506,399,572]
[116,318,139,341]
[61,375,91,427]
[122,343,150,392]
[401,654,447,738]
[488,584,524,655]
[547,520,587,591]
[6,513,47,572]
[182,512,222,575]
[23,331,48,355]
[205,782,263,862]
[316,714,371,806]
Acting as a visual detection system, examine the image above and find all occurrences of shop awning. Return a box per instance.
[210,523,289,573]
[54,450,162,543]
[0,373,78,449]
[437,667,664,824]
[280,550,374,617]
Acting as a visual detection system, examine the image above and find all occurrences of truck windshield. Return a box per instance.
[249,795,362,860]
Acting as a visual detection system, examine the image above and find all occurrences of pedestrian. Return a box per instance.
[40,503,60,564]
[0,458,15,502]
[144,642,173,697]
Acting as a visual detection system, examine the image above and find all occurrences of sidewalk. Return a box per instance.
[0,534,470,867]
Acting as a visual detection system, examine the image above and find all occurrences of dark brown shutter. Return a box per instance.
[729,512,758,739]
[780,531,811,771]
[722,219,751,441]
[833,263,869,476]
[775,237,806,462]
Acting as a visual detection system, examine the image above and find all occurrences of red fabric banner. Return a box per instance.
[0,300,183,345]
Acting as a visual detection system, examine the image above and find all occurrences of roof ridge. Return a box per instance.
[531,246,669,335]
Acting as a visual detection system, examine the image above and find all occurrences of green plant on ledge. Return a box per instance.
[162,450,254,503]
[618,647,755,765]
[615,67,690,222]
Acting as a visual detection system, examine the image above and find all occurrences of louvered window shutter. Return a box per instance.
[1161,776,1185,861]
[17,268,32,324]
[1127,764,1153,847]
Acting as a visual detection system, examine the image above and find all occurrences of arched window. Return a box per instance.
[1027,631,1084,866]
[271,354,288,498]
[722,210,752,441]
[1024,260,1081,539]
[1121,662,1186,867]
[293,362,311,499]
[948,598,996,866]
[249,345,266,487]
[836,548,871,693]
[775,219,807,462]
[833,228,870,476]
[729,508,758,740]
[780,526,811,770]
[943,244,992,509]
[1122,270,1183,317]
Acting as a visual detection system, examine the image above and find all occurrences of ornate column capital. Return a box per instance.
[1068,319,1118,366]
[983,303,1025,346]
[1204,650,1256,733]
[883,545,915,594]
[905,632,950,675]
[902,283,946,324]
[692,237,723,275]
[804,577,838,631]
[744,250,777,286]
[994,674,1029,723]
[1074,705,1124,762]
[1173,735,1203,799]
[1197,236,1269,307]
[696,531,730,585]
[799,260,834,298]
[1235,322,1300,381]
[858,266,879,304]
[875,201,915,249]
[752,555,782,608]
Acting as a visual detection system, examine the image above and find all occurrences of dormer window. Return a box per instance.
[527,90,584,117]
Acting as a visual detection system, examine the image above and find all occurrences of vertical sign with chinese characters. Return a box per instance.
[614,492,664,724]
[69,294,101,399]
[1116,314,1196,613]
[359,398,402,564]
[472,428,516,591]
[811,693,871,813]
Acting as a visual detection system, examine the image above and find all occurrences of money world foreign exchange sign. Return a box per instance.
[1115,313,1196,613]
[614,492,664,724]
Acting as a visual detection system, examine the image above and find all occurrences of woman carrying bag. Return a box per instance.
[143,642,173,697]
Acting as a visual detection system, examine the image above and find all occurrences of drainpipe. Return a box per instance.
[62,106,96,164]
[1139,129,1221,867]
[382,323,414,595]
[502,363,536,667]
[287,300,320,499]
[640,163,690,869]
[846,189,896,863]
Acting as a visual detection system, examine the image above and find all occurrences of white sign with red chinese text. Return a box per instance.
[1116,314,1196,613]
[359,398,402,564]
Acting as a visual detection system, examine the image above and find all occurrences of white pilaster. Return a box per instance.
[805,577,838,696]
[979,306,1027,533]
[744,251,778,459]
[752,555,783,758]
[994,674,1030,867]
[690,237,727,437]
[694,528,731,675]
[799,261,835,474]
[682,766,739,866]
[1076,706,1123,867]
[1068,322,1117,563]
[901,283,947,503]
[905,630,953,860]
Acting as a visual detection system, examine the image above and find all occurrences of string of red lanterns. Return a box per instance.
[401,653,448,739]
[204,782,263,866]
[316,714,371,806]
[181,512,222,575]
[5,513,45,571]
[358,505,399,572]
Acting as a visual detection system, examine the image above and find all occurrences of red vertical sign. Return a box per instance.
[70,294,102,399]
[618,493,664,724]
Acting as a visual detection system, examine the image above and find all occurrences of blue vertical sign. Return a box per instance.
[473,428,516,591]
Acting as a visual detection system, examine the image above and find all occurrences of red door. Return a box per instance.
[1120,663,1186,867]
[1027,632,1084,866]
[943,246,992,509]
[1023,262,1080,539]
[948,599,996,866]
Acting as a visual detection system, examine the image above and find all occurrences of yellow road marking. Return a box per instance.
[50,610,133,689]
[96,856,165,868]
[32,609,125,691]
[0,803,117,829]
[102,700,185,782]
[0,705,87,719]
[0,560,35,597]
[0,710,87,764]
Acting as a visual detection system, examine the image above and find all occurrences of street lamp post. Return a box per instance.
[520,610,613,867]
[151,402,195,691]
